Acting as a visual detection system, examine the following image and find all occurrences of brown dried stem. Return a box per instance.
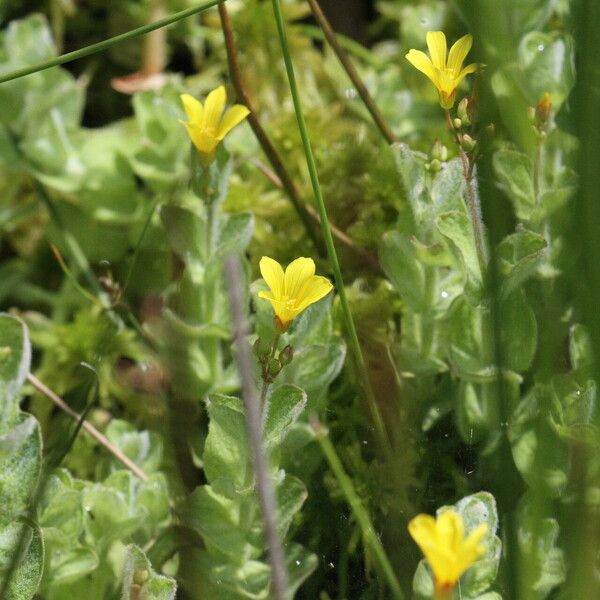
[27,373,149,482]
[306,0,398,145]
[218,2,379,270]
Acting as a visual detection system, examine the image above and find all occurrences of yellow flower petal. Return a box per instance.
[437,511,464,549]
[204,85,227,133]
[259,256,285,300]
[283,257,315,299]
[180,93,204,124]
[426,31,447,70]
[447,34,473,75]
[258,290,276,302]
[405,50,438,87]
[408,514,438,554]
[295,276,333,314]
[456,63,478,86]
[217,104,250,140]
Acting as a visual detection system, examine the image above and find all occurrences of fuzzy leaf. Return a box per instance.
[121,544,176,600]
[263,384,307,448]
[380,231,427,311]
[0,314,31,421]
[203,394,249,491]
[493,149,536,221]
[436,211,483,303]
[497,230,547,299]
[0,520,44,600]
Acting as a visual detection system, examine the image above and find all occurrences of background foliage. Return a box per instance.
[0,0,596,598]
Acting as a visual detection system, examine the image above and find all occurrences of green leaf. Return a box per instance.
[445,297,492,381]
[493,149,536,221]
[516,501,565,596]
[81,478,142,548]
[509,385,568,497]
[286,543,318,600]
[0,520,44,600]
[278,341,345,410]
[453,0,556,40]
[517,32,575,108]
[181,486,254,561]
[263,384,307,448]
[215,212,255,259]
[276,475,308,539]
[121,544,176,600]
[203,394,249,490]
[497,230,547,299]
[500,290,538,373]
[46,546,98,586]
[210,560,270,599]
[0,314,31,420]
[380,231,427,311]
[0,413,42,526]
[456,382,497,444]
[436,211,483,302]
[431,158,468,216]
[104,420,163,475]
[391,144,431,232]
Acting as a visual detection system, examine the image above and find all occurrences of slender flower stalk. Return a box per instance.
[224,257,289,600]
[406,32,477,110]
[408,511,487,598]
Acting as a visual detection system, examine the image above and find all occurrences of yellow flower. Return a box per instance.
[406,32,477,110]
[180,86,250,159]
[258,256,333,331]
[408,510,487,598]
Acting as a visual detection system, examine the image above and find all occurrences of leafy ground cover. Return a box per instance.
[0,0,597,598]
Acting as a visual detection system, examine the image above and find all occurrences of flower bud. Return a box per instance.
[134,569,149,585]
[431,139,448,162]
[267,358,282,378]
[527,106,537,124]
[426,159,442,173]
[253,337,271,361]
[279,345,294,366]
[453,118,462,130]
[457,98,471,127]
[461,134,477,152]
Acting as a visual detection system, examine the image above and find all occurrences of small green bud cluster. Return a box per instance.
[254,337,294,383]
[450,96,480,155]
[427,139,449,173]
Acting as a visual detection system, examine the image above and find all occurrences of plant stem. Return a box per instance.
[0,0,223,84]
[224,256,289,600]
[444,110,488,276]
[305,0,398,145]
[259,333,280,410]
[270,0,391,458]
[312,420,404,600]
